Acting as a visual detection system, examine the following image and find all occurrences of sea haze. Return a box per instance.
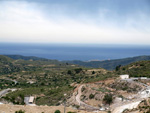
[0,43,150,61]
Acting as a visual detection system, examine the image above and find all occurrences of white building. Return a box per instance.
[140,77,147,80]
[120,74,129,79]
[24,96,34,105]
[28,96,34,104]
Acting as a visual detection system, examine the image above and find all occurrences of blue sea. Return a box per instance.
[0,43,150,61]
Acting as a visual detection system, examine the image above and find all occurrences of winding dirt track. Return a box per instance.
[75,79,150,113]
[75,85,100,111]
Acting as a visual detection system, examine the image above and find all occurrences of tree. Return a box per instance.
[103,94,113,105]
[92,71,95,74]
[115,65,121,71]
[67,70,72,74]
[89,94,95,99]
[54,110,61,113]
[74,68,82,74]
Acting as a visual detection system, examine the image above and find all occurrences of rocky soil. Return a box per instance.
[0,104,107,113]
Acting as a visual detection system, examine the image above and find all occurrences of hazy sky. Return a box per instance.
[0,0,150,44]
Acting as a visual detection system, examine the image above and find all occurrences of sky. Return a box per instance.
[0,0,150,45]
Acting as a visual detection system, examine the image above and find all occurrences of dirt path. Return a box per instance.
[0,88,17,98]
[75,85,100,111]
[74,78,150,113]
[75,85,82,105]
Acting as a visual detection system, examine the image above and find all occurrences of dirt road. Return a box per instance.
[0,88,17,98]
[75,85,100,111]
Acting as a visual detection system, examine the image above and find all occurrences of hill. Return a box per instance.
[0,55,114,106]
[5,55,150,70]
[65,56,150,70]
[116,60,150,77]
[0,55,64,75]
[1,55,150,112]
[5,55,47,61]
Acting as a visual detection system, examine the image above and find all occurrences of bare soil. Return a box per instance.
[0,104,106,113]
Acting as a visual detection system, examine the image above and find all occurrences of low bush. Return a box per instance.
[54,110,61,113]
[15,110,25,113]
[89,94,95,99]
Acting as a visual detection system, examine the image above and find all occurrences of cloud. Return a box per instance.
[0,0,150,44]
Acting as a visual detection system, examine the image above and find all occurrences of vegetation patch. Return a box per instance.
[103,94,113,105]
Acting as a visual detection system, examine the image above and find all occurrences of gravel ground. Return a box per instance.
[0,104,106,113]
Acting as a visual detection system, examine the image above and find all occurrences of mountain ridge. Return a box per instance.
[65,55,150,70]
[4,54,150,70]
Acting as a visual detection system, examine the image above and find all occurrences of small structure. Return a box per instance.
[24,96,34,105]
[27,81,35,84]
[29,96,34,104]
[99,107,105,111]
[140,77,147,80]
[120,74,129,79]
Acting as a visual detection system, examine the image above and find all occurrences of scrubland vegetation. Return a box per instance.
[0,55,114,105]
[1,54,150,111]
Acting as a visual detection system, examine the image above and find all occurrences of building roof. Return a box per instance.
[29,96,34,103]
[120,74,129,76]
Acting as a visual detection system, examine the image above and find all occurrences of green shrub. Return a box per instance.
[92,71,95,74]
[89,94,95,99]
[74,68,82,74]
[15,110,25,113]
[73,104,79,109]
[54,110,61,113]
[103,94,113,105]
[67,70,72,74]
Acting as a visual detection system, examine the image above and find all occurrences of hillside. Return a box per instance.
[67,61,150,112]
[5,55,150,70]
[116,60,150,77]
[2,55,150,112]
[0,55,114,106]
[0,55,24,75]
[0,55,64,75]
[5,55,47,61]
[65,56,150,70]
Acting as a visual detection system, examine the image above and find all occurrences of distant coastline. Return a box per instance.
[0,43,150,61]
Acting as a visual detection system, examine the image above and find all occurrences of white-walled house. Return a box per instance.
[24,96,34,105]
[120,74,129,79]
